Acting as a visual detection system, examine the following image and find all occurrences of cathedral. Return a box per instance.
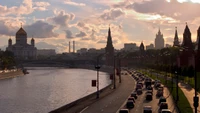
[6,26,37,59]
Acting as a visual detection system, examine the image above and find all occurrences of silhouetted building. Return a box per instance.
[105,27,114,66]
[179,24,194,67]
[166,44,171,48]
[37,49,56,56]
[139,41,145,53]
[123,43,139,52]
[6,26,37,59]
[155,28,164,49]
[146,44,154,50]
[173,27,180,47]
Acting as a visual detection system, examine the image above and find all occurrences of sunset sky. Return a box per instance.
[0,0,200,53]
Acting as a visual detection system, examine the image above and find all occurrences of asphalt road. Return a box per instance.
[80,73,136,113]
[117,72,177,113]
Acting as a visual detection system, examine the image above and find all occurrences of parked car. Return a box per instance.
[119,109,129,113]
[131,92,137,99]
[146,93,153,101]
[158,102,168,113]
[143,106,152,113]
[126,100,134,109]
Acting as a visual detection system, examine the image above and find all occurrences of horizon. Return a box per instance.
[0,0,200,53]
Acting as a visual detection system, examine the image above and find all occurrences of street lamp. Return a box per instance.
[175,71,179,102]
[95,57,101,99]
[113,55,116,89]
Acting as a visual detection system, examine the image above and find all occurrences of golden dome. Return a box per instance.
[16,27,27,35]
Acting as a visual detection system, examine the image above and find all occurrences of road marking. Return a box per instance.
[79,106,89,113]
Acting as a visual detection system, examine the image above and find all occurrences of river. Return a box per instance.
[0,67,111,113]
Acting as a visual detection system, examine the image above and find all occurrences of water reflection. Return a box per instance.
[0,67,111,113]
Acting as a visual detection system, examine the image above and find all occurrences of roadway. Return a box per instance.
[80,71,136,113]
[117,70,177,113]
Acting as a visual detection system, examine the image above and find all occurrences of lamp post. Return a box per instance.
[95,57,101,99]
[113,55,116,89]
[175,71,179,102]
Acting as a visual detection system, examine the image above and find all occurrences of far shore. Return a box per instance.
[0,70,24,80]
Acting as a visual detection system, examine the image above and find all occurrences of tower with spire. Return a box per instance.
[139,41,145,52]
[155,28,164,49]
[105,26,114,66]
[182,23,193,49]
[173,27,180,47]
[179,23,195,67]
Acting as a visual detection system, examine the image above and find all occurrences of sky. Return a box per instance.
[0,0,200,53]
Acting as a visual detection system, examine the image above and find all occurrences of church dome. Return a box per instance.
[16,27,27,35]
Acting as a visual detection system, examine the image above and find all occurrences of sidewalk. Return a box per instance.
[178,82,200,113]
[150,70,200,113]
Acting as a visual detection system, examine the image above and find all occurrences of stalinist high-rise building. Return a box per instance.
[155,28,164,49]
[6,26,37,59]
[105,27,114,66]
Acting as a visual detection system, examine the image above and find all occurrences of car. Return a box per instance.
[161,109,171,113]
[128,97,135,103]
[147,86,153,91]
[146,93,153,101]
[143,106,152,113]
[126,100,134,109]
[156,91,163,97]
[158,86,164,91]
[131,92,138,99]
[146,90,153,95]
[136,84,142,90]
[158,97,167,105]
[158,102,168,113]
[119,109,129,113]
[137,89,143,95]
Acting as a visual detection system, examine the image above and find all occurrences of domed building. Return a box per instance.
[6,26,37,59]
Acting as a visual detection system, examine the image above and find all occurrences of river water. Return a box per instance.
[0,67,111,113]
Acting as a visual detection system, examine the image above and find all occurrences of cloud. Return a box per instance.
[126,0,200,22]
[0,21,16,36]
[48,10,75,27]
[24,21,58,38]
[100,8,125,20]
[76,21,90,30]
[75,31,87,37]
[63,0,86,6]
[97,40,106,43]
[65,30,74,39]
[33,2,50,11]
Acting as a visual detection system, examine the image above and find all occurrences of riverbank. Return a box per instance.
[0,70,24,80]
[50,65,117,113]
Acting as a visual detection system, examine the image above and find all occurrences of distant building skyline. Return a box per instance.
[155,28,165,49]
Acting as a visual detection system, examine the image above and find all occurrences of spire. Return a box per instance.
[173,27,179,47]
[184,22,191,34]
[158,27,161,35]
[106,25,113,48]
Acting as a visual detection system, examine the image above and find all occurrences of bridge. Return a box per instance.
[20,59,98,67]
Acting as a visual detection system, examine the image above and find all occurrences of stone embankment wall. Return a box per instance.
[0,70,24,80]
[50,65,114,113]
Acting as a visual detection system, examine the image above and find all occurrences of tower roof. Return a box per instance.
[16,27,27,35]
[184,23,191,34]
